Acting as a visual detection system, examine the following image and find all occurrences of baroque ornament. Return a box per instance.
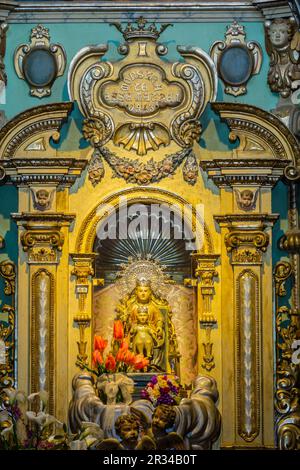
[14,24,66,98]
[68,17,217,185]
[265,17,300,98]
[210,21,262,96]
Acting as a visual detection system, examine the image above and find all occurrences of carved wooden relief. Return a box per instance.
[68,17,217,185]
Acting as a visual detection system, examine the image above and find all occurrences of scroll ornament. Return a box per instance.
[68,17,217,185]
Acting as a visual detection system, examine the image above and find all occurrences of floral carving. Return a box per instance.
[97,146,192,186]
[88,150,105,186]
[183,153,198,185]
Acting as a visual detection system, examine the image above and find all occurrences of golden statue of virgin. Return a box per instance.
[115,276,180,373]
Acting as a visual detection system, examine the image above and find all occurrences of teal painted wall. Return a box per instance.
[0,19,293,306]
[3,21,279,151]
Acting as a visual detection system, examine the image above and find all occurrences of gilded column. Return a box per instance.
[192,253,219,372]
[12,213,75,414]
[70,253,96,369]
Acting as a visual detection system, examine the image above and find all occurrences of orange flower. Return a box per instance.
[133,354,149,370]
[92,349,103,367]
[120,338,129,351]
[113,320,124,341]
[124,350,136,365]
[105,354,116,372]
[116,348,126,362]
[94,335,108,352]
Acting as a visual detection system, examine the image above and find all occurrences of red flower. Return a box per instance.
[92,349,103,367]
[105,354,116,372]
[120,338,129,351]
[116,348,126,362]
[124,350,136,365]
[113,320,124,341]
[94,335,108,352]
[133,354,149,370]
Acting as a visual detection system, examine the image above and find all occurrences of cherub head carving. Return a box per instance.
[31,188,54,211]
[115,414,140,449]
[266,18,294,49]
[152,404,176,436]
[234,189,258,212]
[265,17,300,97]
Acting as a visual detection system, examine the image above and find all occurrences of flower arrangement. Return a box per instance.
[141,374,182,406]
[83,320,149,376]
[0,388,107,450]
[0,389,65,450]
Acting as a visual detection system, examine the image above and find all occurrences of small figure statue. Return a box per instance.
[130,306,157,362]
[116,278,167,370]
[151,404,185,450]
[234,189,258,212]
[93,414,155,450]
[265,17,300,97]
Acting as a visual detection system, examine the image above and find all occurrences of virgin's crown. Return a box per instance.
[111,16,172,41]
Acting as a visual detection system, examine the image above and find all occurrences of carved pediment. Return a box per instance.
[68,17,217,185]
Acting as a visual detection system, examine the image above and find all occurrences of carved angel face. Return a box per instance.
[36,189,51,208]
[240,190,254,208]
[118,420,139,444]
[269,22,290,48]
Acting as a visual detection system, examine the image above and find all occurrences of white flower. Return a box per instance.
[28,391,49,411]
[3,388,26,405]
[26,411,62,429]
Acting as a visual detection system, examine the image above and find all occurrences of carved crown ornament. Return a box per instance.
[68,17,217,185]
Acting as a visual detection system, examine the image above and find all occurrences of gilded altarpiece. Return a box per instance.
[0,18,299,449]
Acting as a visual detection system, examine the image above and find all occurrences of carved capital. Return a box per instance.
[12,212,75,264]
[215,214,278,265]
[71,253,95,285]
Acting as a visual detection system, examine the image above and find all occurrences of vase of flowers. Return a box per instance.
[141,374,182,406]
[81,320,149,405]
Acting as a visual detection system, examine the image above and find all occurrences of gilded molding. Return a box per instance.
[212,102,300,170]
[2,158,87,186]
[200,159,288,188]
[0,102,73,159]
[236,269,260,442]
[31,269,54,413]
